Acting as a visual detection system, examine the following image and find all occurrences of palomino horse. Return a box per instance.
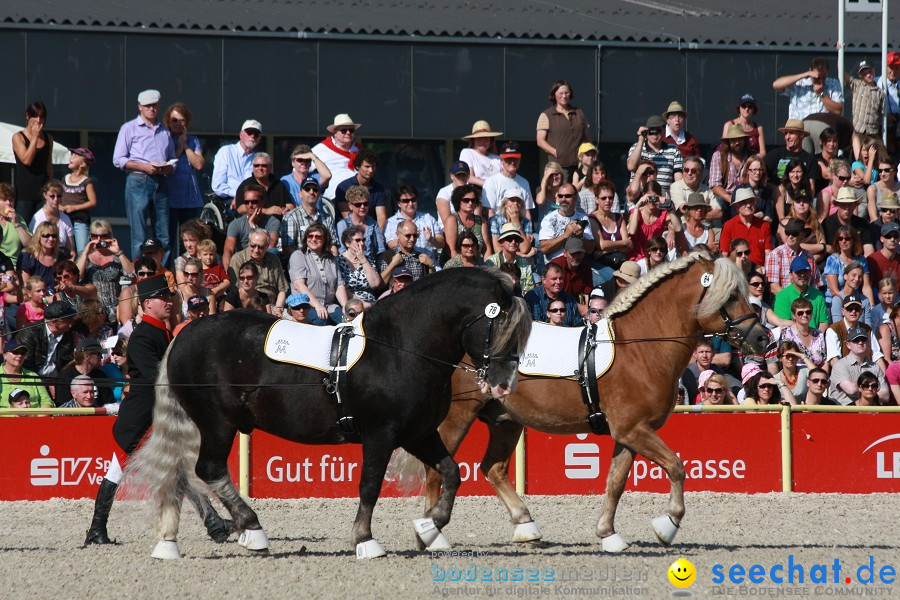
[412,254,770,551]
[125,267,532,559]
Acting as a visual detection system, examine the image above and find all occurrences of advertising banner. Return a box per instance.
[249,419,504,498]
[524,413,783,495]
[791,413,900,493]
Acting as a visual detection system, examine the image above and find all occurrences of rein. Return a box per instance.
[697,269,759,348]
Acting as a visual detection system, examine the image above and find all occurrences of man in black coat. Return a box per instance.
[17,300,76,382]
[84,275,231,546]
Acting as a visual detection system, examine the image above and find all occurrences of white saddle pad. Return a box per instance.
[264,314,366,373]
[518,320,615,380]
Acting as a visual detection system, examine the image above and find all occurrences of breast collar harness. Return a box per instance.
[464,302,518,388]
[697,270,758,348]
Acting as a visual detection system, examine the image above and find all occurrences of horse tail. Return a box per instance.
[385,448,426,495]
[123,344,204,540]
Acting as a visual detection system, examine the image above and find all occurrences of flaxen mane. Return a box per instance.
[603,252,745,320]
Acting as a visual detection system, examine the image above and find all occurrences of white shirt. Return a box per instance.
[436,183,457,216]
[538,209,594,260]
[482,173,535,214]
[459,148,502,182]
[824,321,883,363]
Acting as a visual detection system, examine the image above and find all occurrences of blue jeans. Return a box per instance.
[72,221,90,255]
[125,173,170,265]
[169,206,202,257]
[306,306,343,326]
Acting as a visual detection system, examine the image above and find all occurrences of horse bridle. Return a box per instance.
[464,303,519,386]
[698,271,759,348]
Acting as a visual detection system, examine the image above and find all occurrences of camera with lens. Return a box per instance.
[97,240,109,249]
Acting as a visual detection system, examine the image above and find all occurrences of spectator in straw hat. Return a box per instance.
[823,187,876,257]
[709,124,751,213]
[460,121,503,187]
[536,79,590,176]
[486,223,535,294]
[613,261,641,289]
[312,113,363,201]
[765,118,817,191]
[663,101,700,159]
[719,187,772,267]
[772,56,844,120]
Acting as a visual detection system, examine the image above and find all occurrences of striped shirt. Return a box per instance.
[848,77,885,135]
[626,141,683,195]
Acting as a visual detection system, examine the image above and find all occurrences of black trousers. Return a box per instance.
[112,394,153,455]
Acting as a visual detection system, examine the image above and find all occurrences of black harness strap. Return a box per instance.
[326,324,360,442]
[575,323,609,435]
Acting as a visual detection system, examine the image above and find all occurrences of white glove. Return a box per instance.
[103,403,120,416]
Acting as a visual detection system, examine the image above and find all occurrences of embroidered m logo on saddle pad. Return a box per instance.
[518,320,615,380]
[264,314,366,373]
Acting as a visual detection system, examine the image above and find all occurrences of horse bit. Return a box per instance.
[464,302,519,387]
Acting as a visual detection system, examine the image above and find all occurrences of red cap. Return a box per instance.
[889,52,900,66]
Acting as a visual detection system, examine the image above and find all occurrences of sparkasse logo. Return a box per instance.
[862,433,900,479]
[30,445,106,487]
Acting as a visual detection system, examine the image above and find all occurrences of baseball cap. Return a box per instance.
[847,327,868,342]
[241,119,263,133]
[500,187,525,203]
[843,294,864,309]
[889,51,900,66]
[577,142,597,155]
[140,238,164,253]
[393,266,414,279]
[499,141,521,159]
[741,364,762,385]
[565,237,585,254]
[8,388,30,404]
[301,176,320,190]
[286,293,311,308]
[70,147,95,164]
[857,60,874,74]
[187,295,210,311]
[882,221,900,237]
[3,338,25,353]
[137,89,160,105]
[783,218,807,234]
[790,256,811,272]
[449,160,470,175]
[76,338,103,353]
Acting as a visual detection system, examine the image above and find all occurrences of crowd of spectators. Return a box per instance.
[7,52,900,411]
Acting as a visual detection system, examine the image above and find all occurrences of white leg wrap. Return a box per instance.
[651,514,679,546]
[355,539,387,559]
[600,533,629,553]
[426,532,452,551]
[237,528,269,551]
[512,521,542,543]
[151,540,181,560]
[104,454,123,485]
[413,518,440,546]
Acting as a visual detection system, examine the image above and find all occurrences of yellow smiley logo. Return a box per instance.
[668,558,696,588]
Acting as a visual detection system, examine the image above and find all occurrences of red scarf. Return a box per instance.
[141,314,172,343]
[320,136,362,170]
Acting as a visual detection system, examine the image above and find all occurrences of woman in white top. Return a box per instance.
[459,120,502,187]
[29,180,75,254]
[680,192,715,252]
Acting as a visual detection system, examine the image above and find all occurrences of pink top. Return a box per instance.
[15,302,44,325]
[630,208,670,260]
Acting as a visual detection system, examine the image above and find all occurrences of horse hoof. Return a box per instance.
[238,528,270,552]
[601,533,629,553]
[427,532,452,551]
[512,521,542,543]
[151,540,181,560]
[652,514,679,546]
[356,539,387,559]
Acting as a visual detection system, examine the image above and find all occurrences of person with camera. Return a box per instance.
[538,183,595,260]
[772,57,844,121]
[75,219,134,323]
[626,181,684,261]
[625,115,683,198]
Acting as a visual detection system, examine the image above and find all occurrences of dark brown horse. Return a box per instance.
[398,253,770,552]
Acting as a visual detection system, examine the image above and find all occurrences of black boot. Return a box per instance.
[186,489,233,544]
[84,478,118,546]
